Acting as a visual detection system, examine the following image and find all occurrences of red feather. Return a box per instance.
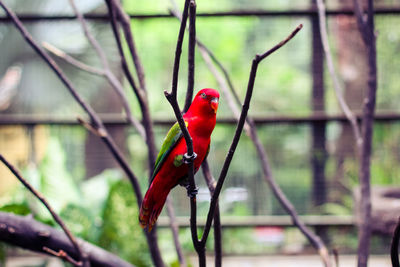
[139,88,219,231]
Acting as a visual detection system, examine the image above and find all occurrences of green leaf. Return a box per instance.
[0,203,30,215]
[98,179,151,267]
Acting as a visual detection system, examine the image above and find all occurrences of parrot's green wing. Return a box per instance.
[150,121,188,184]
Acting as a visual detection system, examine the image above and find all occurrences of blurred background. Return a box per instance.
[0,0,400,266]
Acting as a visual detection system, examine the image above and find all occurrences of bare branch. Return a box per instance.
[104,0,142,101]
[105,0,157,171]
[0,155,87,266]
[43,247,83,267]
[164,0,200,253]
[200,24,304,249]
[62,0,146,139]
[167,0,191,99]
[183,0,196,113]
[185,0,201,253]
[111,0,146,92]
[165,198,187,267]
[353,1,377,266]
[68,0,109,69]
[196,18,330,266]
[42,42,104,75]
[164,1,202,263]
[77,117,106,137]
[197,45,251,134]
[316,0,362,149]
[0,212,135,267]
[44,41,146,138]
[353,0,370,43]
[201,160,222,267]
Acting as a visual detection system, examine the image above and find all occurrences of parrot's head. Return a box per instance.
[191,88,220,115]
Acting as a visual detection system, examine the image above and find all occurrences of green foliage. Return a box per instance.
[376,16,400,111]
[0,135,150,266]
[321,202,352,216]
[222,228,268,254]
[371,124,400,185]
[98,179,151,267]
[0,203,30,215]
[271,167,311,215]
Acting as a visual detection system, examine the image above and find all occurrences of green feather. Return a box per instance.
[150,121,188,184]
[173,154,184,167]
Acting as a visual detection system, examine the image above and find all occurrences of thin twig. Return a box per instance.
[105,0,157,171]
[197,45,251,134]
[0,155,86,266]
[44,41,145,138]
[42,42,104,75]
[201,160,222,267]
[391,217,400,267]
[111,0,146,92]
[169,0,242,110]
[65,0,146,139]
[200,24,304,255]
[316,0,362,150]
[77,117,106,137]
[168,0,191,99]
[68,0,108,69]
[104,0,142,101]
[165,198,187,267]
[183,0,196,113]
[43,247,82,267]
[197,41,242,106]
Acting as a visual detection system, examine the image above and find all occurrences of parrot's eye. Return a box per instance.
[200,93,207,99]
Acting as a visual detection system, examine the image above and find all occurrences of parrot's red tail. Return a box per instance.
[139,184,170,231]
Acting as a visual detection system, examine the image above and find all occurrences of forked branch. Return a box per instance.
[200,24,304,248]
[194,18,330,265]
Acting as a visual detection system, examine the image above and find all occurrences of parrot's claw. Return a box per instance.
[183,152,197,164]
[186,185,199,198]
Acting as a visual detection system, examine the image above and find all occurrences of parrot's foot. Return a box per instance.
[183,152,197,164]
[186,185,199,198]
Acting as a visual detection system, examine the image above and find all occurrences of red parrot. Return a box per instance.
[139,88,220,231]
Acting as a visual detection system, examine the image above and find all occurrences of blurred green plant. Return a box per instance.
[97,179,151,267]
[0,136,154,266]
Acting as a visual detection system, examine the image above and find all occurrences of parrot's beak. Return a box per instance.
[210,97,219,113]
